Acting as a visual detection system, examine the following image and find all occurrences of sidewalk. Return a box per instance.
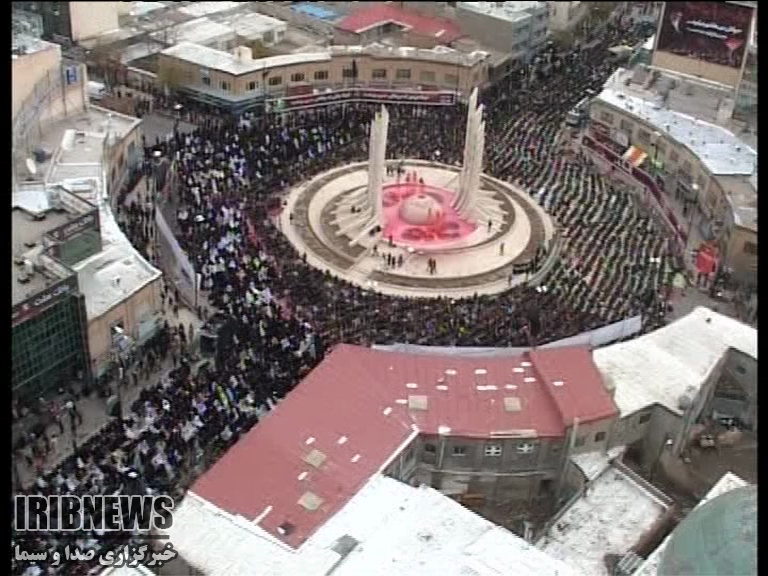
[14,305,203,490]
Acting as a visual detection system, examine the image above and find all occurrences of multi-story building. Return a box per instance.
[13,1,121,43]
[456,2,548,64]
[546,1,586,32]
[585,65,757,285]
[12,188,93,402]
[157,42,490,113]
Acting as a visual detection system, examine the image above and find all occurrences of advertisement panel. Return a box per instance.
[46,210,100,243]
[656,2,753,69]
[12,275,79,327]
[266,88,456,112]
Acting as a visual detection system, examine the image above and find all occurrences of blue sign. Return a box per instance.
[65,66,78,85]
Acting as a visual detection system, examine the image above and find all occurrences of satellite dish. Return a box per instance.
[26,158,37,176]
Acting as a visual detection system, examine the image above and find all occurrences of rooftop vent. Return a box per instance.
[277,522,295,536]
[408,395,428,411]
[504,397,522,412]
[303,449,326,469]
[297,491,324,511]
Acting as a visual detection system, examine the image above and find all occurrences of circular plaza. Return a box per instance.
[279,159,557,298]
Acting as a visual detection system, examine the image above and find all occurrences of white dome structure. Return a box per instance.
[399,194,444,225]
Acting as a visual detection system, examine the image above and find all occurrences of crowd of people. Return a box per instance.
[14,21,678,575]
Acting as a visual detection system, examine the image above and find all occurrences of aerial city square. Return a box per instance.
[11,2,756,575]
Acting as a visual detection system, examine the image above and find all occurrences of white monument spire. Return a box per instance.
[454,88,485,218]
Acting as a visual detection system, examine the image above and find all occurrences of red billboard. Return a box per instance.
[656,2,754,69]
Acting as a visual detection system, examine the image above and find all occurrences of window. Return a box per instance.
[735,365,747,375]
[444,73,458,86]
[396,68,411,79]
[420,70,435,83]
[484,444,502,457]
[637,129,651,143]
[619,119,633,133]
[424,443,436,454]
[202,77,211,86]
[681,160,692,174]
[268,76,282,86]
[372,68,387,79]
[452,446,467,457]
[220,81,231,92]
[342,68,356,79]
[600,111,614,125]
[657,141,667,156]
[574,436,585,447]
[669,150,679,163]
[290,72,305,83]
[247,81,257,91]
[743,242,757,255]
[638,412,652,424]
[594,432,606,442]
[314,70,328,81]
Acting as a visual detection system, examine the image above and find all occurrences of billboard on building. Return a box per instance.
[266,88,457,113]
[656,2,753,69]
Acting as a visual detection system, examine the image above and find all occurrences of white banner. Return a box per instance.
[154,207,196,307]
[374,316,643,356]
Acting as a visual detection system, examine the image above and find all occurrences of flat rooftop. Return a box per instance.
[593,307,757,418]
[458,1,546,22]
[11,33,58,57]
[633,472,749,576]
[15,106,160,320]
[12,206,72,306]
[161,41,331,75]
[537,464,669,576]
[177,1,242,19]
[215,12,287,40]
[165,473,581,576]
[597,68,758,177]
[150,17,235,46]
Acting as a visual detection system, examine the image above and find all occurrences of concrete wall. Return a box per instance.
[412,433,566,502]
[724,225,757,283]
[157,50,488,98]
[87,278,163,376]
[547,1,586,32]
[651,51,742,89]
[609,407,657,449]
[569,417,616,455]
[456,3,547,57]
[12,43,62,119]
[69,1,120,42]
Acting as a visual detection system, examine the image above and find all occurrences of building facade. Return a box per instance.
[15,1,120,43]
[157,42,490,112]
[456,2,548,63]
[586,68,757,284]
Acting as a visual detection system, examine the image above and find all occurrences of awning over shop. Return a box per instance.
[623,145,648,167]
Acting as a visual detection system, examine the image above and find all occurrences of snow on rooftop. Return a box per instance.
[570,446,626,482]
[72,203,161,320]
[537,465,668,576]
[593,307,757,418]
[633,472,749,576]
[164,474,581,576]
[597,85,757,177]
[129,2,165,17]
[459,1,546,21]
[222,12,287,40]
[161,42,331,75]
[153,18,235,46]
[178,1,242,18]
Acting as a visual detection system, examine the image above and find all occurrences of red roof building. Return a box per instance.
[192,344,617,549]
[336,5,464,45]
